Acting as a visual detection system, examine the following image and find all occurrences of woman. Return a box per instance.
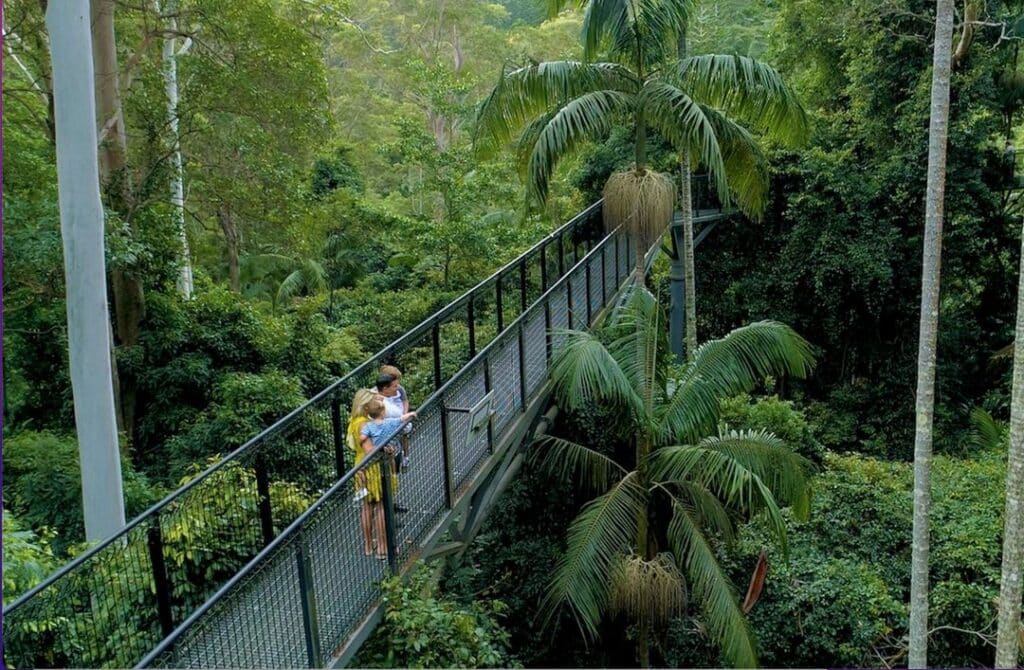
[347,388,386,558]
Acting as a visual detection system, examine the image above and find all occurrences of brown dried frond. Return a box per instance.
[609,552,687,625]
[602,169,674,249]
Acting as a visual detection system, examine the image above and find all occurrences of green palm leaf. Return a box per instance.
[525,89,632,205]
[641,80,727,191]
[656,479,737,542]
[276,259,327,307]
[548,328,645,418]
[532,435,629,492]
[678,54,809,145]
[649,445,789,554]
[604,288,667,413]
[698,429,812,520]
[475,61,634,155]
[542,472,647,638]
[696,104,770,217]
[659,321,815,444]
[667,504,758,667]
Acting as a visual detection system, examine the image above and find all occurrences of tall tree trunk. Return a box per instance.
[92,0,143,443]
[159,0,194,298]
[219,207,241,292]
[909,1,955,666]
[679,153,697,362]
[995,218,1024,668]
[46,0,126,542]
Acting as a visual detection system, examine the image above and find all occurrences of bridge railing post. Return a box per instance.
[483,354,495,454]
[295,535,323,668]
[567,273,574,329]
[584,260,593,326]
[440,395,455,508]
[431,320,443,390]
[519,259,528,314]
[540,244,548,293]
[146,514,175,638]
[331,397,346,479]
[557,232,565,277]
[467,293,476,358]
[495,273,504,332]
[517,320,528,411]
[379,454,400,572]
[254,458,275,546]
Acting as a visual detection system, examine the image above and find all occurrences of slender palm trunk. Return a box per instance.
[219,207,241,292]
[159,0,194,298]
[995,217,1024,668]
[679,153,697,361]
[46,0,126,542]
[909,1,955,666]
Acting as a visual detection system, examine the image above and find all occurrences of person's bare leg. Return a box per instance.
[375,504,387,558]
[361,500,373,555]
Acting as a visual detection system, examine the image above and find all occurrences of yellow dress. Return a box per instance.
[348,416,382,502]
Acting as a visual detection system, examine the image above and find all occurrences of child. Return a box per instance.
[377,365,413,470]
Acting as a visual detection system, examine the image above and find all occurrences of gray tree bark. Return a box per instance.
[46,0,127,542]
[680,152,697,361]
[158,0,194,298]
[909,0,955,666]
[995,217,1024,668]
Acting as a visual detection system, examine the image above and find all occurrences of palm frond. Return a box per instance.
[525,90,632,205]
[970,407,1008,452]
[542,472,647,638]
[656,479,736,542]
[475,61,635,156]
[658,321,815,444]
[678,54,809,145]
[667,504,758,668]
[605,287,667,412]
[531,435,629,492]
[648,445,790,554]
[548,328,645,419]
[587,0,693,64]
[697,104,770,218]
[276,259,327,307]
[641,80,727,190]
[698,429,812,520]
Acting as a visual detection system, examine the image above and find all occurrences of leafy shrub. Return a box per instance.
[2,431,160,553]
[2,509,58,604]
[358,566,516,668]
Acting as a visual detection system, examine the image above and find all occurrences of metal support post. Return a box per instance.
[331,398,345,479]
[147,517,175,637]
[439,399,455,508]
[431,321,443,390]
[467,295,476,358]
[295,537,323,668]
[495,276,504,332]
[379,454,399,572]
[254,459,275,545]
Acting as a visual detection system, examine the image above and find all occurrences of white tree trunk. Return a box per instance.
[46,0,127,543]
[909,0,955,666]
[680,152,697,361]
[995,217,1024,668]
[159,0,194,298]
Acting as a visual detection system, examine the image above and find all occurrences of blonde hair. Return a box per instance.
[364,398,385,419]
[349,388,377,418]
[379,365,403,381]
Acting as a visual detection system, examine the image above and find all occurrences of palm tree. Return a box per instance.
[476,0,807,286]
[535,289,814,666]
[995,218,1024,667]
[909,0,955,666]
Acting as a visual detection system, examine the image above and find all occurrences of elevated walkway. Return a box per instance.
[2,201,636,669]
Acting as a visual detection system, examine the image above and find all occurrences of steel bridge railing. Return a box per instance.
[2,201,609,670]
[133,221,635,669]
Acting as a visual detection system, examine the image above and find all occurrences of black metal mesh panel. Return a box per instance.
[151,541,306,669]
[304,476,389,663]
[445,365,490,494]
[603,244,616,304]
[391,399,447,555]
[588,256,603,318]
[523,304,547,399]
[487,329,521,437]
[570,263,588,329]
[549,284,570,357]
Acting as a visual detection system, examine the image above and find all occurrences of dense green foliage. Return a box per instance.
[358,567,516,669]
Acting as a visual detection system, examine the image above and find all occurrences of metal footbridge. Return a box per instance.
[3,186,729,669]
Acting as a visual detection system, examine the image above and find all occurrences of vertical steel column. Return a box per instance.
[544,297,552,364]
[254,459,274,545]
[331,397,346,479]
[615,233,622,285]
[379,456,399,572]
[517,320,528,410]
[295,537,323,668]
[519,259,528,313]
[557,233,565,277]
[540,244,548,292]
[439,398,455,508]
[483,355,494,453]
[567,274,575,329]
[495,276,504,332]
[467,295,476,358]
[431,321,442,390]
[585,260,593,325]
[601,243,608,302]
[147,516,174,637]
